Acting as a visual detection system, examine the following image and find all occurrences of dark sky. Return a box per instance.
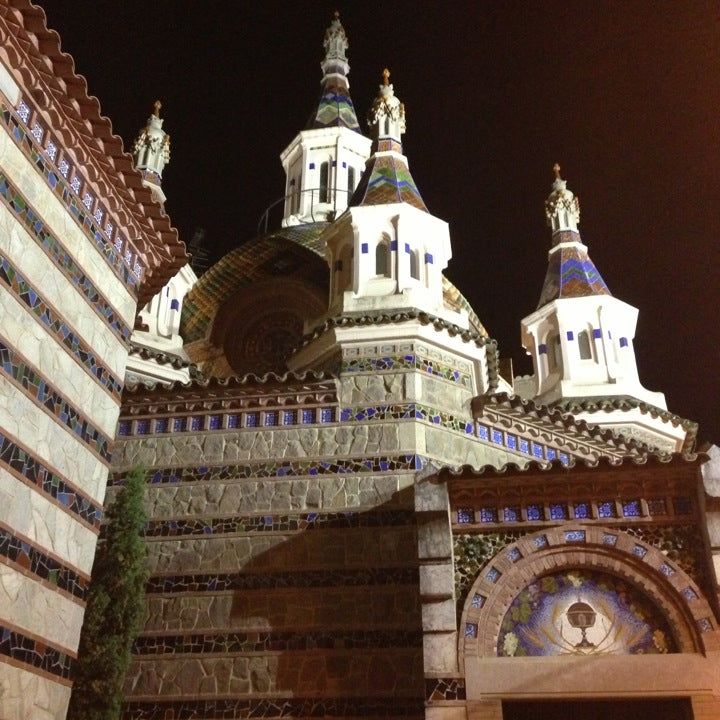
[40,1,720,443]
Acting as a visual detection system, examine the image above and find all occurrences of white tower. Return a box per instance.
[320,69,463,325]
[514,166,687,451]
[279,12,371,226]
[132,99,171,205]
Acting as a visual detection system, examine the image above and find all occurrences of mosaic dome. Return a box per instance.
[180,223,487,378]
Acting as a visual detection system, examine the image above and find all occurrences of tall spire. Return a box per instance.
[537,165,609,308]
[349,70,426,211]
[132,100,171,205]
[306,12,360,131]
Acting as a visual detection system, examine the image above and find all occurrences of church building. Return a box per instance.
[0,5,719,720]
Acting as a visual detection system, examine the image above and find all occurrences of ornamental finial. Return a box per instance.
[553,162,561,180]
[153,99,162,117]
[334,9,340,19]
[382,68,390,86]
[544,166,580,233]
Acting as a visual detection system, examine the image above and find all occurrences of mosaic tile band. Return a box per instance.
[0,251,123,400]
[146,566,418,594]
[0,103,140,290]
[0,525,88,600]
[0,624,73,681]
[341,354,472,387]
[0,338,112,461]
[0,173,131,343]
[0,430,102,529]
[425,678,466,702]
[133,629,422,656]
[122,697,425,720]
[143,509,416,538]
[110,454,424,487]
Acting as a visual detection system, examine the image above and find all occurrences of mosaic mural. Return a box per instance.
[497,569,677,657]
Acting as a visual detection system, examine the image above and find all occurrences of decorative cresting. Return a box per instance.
[132,100,171,204]
[459,525,716,670]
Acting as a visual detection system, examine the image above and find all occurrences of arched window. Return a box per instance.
[578,330,592,360]
[347,167,355,199]
[319,162,329,203]
[339,244,353,292]
[289,177,299,214]
[375,241,391,277]
[409,250,420,280]
[546,334,562,373]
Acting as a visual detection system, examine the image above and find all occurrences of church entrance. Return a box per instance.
[502,697,692,720]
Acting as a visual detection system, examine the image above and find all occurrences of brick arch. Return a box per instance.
[458,524,718,669]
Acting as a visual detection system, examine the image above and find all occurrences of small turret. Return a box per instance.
[132,100,171,205]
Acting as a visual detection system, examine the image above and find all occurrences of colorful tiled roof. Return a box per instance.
[537,230,610,308]
[349,149,428,212]
[306,77,360,132]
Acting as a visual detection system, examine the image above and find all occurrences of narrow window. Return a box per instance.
[547,334,562,372]
[375,242,391,277]
[319,162,329,203]
[347,167,356,199]
[410,250,420,280]
[578,330,592,360]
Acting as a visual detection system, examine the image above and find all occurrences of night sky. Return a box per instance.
[40,1,720,443]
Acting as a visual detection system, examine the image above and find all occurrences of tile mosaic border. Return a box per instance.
[1,101,142,289]
[0,525,88,601]
[133,629,422,656]
[0,338,112,461]
[110,454,424,487]
[0,430,102,529]
[146,566,418,594]
[341,354,472,388]
[122,697,425,720]
[425,677,466,702]
[0,252,123,400]
[0,173,131,343]
[0,624,73,681]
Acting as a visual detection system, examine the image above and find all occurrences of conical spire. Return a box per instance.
[349,69,427,212]
[306,12,360,131]
[132,100,171,204]
[537,164,609,307]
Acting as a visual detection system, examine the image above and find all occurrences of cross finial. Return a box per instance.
[553,162,562,180]
[382,68,390,86]
[153,99,162,117]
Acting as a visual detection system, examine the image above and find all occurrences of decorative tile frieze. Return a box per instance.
[0,253,122,400]
[0,526,88,600]
[425,677,466,702]
[341,354,472,388]
[0,173,131,342]
[133,629,422,655]
[0,430,102,528]
[0,102,141,289]
[109,454,425,487]
[0,339,112,461]
[122,697,425,720]
[143,509,416,538]
[0,625,73,681]
[146,566,419,594]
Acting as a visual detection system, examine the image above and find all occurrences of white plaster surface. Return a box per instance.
[0,284,120,437]
[0,61,19,105]
[0,128,136,324]
[0,564,85,653]
[0,376,108,504]
[0,201,129,380]
[0,662,71,720]
[0,468,97,574]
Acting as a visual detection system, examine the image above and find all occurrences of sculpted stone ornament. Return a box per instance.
[323,10,348,63]
[132,99,171,180]
[544,162,580,231]
[368,69,406,138]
